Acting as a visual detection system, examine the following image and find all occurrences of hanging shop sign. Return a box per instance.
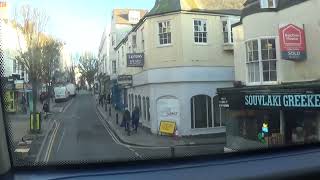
[279,23,307,61]
[127,53,144,67]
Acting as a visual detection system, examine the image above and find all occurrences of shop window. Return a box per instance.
[143,97,146,121]
[146,97,150,121]
[194,19,207,43]
[246,38,277,84]
[191,95,212,128]
[229,110,280,142]
[158,21,171,45]
[260,0,278,9]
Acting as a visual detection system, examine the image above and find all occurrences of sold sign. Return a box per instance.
[279,23,307,61]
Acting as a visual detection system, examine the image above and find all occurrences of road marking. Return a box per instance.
[35,119,55,163]
[63,98,74,113]
[44,120,60,163]
[57,128,65,153]
[95,109,143,159]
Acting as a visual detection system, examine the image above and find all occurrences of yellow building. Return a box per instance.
[114,0,242,136]
[218,0,320,151]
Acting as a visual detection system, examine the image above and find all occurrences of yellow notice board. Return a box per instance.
[159,121,176,135]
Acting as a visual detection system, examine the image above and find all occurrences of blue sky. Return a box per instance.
[7,0,155,55]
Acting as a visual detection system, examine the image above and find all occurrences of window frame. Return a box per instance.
[142,97,146,121]
[260,0,278,9]
[245,37,278,86]
[157,20,172,47]
[191,95,213,129]
[193,19,208,45]
[146,97,150,121]
[112,60,117,74]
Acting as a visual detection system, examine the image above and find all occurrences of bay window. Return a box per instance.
[246,38,277,84]
[158,21,171,45]
[194,19,207,43]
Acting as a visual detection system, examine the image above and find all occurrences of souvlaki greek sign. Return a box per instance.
[245,94,320,108]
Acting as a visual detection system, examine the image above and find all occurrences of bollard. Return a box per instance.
[170,146,175,158]
[109,107,111,117]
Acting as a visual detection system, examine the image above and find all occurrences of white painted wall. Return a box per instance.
[128,66,234,135]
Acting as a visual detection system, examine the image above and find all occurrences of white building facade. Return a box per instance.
[115,0,241,136]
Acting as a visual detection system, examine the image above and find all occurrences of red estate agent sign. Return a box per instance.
[279,23,307,61]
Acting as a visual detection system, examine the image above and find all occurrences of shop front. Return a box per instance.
[218,82,320,151]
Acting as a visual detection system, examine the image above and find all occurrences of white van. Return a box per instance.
[54,86,69,102]
[66,83,76,97]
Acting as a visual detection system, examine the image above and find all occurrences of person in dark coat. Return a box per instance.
[122,108,131,135]
[43,101,49,119]
[132,106,140,133]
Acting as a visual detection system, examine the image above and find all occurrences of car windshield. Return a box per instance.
[1,0,319,167]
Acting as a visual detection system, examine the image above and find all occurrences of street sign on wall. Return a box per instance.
[117,75,132,86]
[127,53,144,67]
[279,23,307,61]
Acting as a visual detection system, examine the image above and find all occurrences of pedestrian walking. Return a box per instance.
[42,101,49,119]
[122,108,131,136]
[132,106,140,133]
[21,95,27,114]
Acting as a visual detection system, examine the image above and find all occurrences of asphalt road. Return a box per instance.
[38,91,224,165]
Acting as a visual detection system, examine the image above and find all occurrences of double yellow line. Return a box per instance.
[44,120,60,163]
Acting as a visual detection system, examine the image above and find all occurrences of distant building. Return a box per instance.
[96,9,148,97]
[113,0,241,136]
[1,2,30,113]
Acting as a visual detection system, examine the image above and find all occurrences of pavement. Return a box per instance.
[96,104,226,147]
[6,97,74,165]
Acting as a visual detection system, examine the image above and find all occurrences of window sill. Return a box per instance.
[157,44,173,48]
[246,81,279,86]
[194,43,208,46]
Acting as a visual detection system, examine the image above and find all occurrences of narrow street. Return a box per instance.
[37,91,224,164]
[41,91,140,163]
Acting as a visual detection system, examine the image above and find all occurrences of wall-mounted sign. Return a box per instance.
[117,75,132,86]
[14,80,24,90]
[244,94,320,108]
[219,92,320,110]
[127,53,144,67]
[279,23,307,61]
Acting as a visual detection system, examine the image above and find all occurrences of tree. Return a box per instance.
[41,36,63,91]
[78,53,98,90]
[13,5,52,130]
